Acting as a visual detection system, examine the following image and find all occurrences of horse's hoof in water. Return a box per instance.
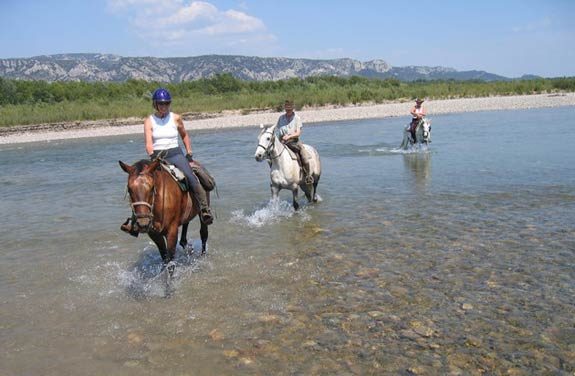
[166,261,176,277]
[183,243,194,255]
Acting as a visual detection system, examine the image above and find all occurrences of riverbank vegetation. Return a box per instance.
[1,75,574,127]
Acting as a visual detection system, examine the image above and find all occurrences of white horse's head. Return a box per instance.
[255,124,277,162]
[418,118,432,144]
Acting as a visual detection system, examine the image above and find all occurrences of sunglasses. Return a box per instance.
[157,101,171,106]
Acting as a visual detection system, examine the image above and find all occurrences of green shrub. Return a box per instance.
[0,76,573,127]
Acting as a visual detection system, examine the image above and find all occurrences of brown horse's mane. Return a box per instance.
[133,159,153,174]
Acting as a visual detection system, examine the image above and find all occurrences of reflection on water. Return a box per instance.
[0,107,574,375]
[403,151,431,192]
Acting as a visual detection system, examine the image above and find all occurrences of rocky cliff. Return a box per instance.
[0,53,510,82]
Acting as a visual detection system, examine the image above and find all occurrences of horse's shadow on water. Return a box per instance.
[124,238,205,299]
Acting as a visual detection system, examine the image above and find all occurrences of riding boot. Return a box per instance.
[191,187,213,225]
[410,121,417,142]
[120,217,139,237]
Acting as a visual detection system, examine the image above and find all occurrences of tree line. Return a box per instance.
[0,74,574,127]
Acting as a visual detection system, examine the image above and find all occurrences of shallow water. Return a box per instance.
[1,107,574,375]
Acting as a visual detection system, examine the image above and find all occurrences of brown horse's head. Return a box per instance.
[119,159,161,233]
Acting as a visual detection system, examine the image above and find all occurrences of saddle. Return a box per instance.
[283,146,299,161]
[160,160,216,192]
[284,143,313,184]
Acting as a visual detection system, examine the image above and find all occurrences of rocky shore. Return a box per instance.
[1,93,574,145]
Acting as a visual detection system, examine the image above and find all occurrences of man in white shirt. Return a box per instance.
[275,100,313,184]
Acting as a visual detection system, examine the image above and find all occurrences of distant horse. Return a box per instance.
[254,124,321,210]
[119,159,209,275]
[400,118,432,150]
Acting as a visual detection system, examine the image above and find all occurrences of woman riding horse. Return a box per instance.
[409,98,427,141]
[119,158,210,279]
[121,88,213,235]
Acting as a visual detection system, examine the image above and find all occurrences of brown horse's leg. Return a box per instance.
[165,227,179,263]
[149,228,178,266]
[200,221,209,255]
[159,227,179,279]
[179,222,189,250]
[149,232,169,263]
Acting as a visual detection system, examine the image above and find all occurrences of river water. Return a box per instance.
[1,107,574,375]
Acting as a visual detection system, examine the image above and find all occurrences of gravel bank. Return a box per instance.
[1,93,574,145]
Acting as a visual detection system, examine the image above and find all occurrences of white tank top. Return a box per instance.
[151,112,179,150]
[412,107,424,119]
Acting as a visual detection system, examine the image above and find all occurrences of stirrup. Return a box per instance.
[305,175,314,185]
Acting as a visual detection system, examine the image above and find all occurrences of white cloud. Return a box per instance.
[158,2,218,27]
[107,0,274,55]
[198,10,265,35]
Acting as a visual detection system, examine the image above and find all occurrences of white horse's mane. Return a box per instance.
[259,123,277,134]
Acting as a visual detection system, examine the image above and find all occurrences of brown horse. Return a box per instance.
[119,159,209,274]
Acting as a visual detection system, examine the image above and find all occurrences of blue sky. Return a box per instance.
[1,0,573,77]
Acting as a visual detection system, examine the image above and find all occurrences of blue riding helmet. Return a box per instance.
[152,88,172,102]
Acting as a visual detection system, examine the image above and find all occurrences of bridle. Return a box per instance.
[126,172,157,224]
[257,128,286,160]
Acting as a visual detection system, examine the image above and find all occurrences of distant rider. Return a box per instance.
[275,100,313,184]
[121,88,213,236]
[409,98,427,141]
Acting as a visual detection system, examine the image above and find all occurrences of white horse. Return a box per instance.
[254,124,321,210]
[400,118,432,150]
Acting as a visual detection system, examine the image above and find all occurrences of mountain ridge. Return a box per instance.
[0,53,525,82]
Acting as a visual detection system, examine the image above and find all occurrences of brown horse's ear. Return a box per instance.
[119,160,134,174]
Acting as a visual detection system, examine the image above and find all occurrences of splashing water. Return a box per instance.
[391,143,431,154]
[230,199,313,228]
[73,242,205,299]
